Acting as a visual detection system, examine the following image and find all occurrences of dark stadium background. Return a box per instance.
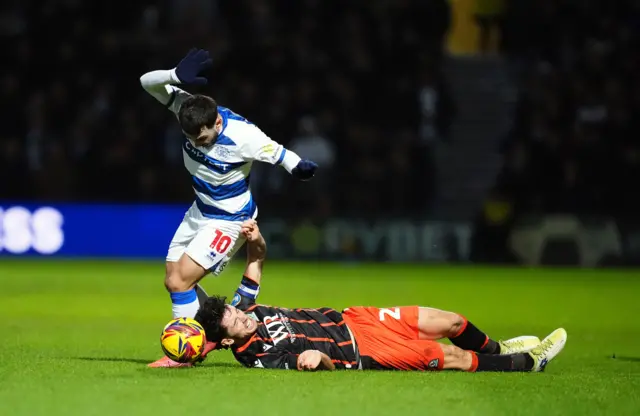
[2,0,639,265]
[1,2,640,416]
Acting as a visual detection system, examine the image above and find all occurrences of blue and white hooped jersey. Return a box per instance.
[168,93,287,221]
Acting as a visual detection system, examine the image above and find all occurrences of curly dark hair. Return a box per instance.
[194,295,228,344]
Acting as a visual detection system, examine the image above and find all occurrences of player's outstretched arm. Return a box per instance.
[139,48,212,113]
[139,67,182,106]
[242,219,265,285]
[239,128,318,181]
[297,350,336,371]
[230,220,265,310]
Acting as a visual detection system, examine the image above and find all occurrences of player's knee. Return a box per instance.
[451,346,467,361]
[448,313,465,337]
[164,255,207,292]
[441,344,471,370]
[164,271,191,293]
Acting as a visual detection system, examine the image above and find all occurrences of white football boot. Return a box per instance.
[498,335,541,355]
[528,328,568,372]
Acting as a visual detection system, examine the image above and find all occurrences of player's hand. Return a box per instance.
[297,350,323,371]
[175,48,213,85]
[241,219,260,242]
[291,159,318,181]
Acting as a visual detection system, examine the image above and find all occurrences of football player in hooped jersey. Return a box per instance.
[193,220,568,372]
[140,49,318,367]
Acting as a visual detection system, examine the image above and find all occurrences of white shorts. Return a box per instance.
[166,202,256,276]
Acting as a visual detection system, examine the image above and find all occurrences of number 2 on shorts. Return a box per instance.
[210,229,232,254]
[379,307,401,321]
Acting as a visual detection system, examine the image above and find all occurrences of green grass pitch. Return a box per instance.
[0,259,639,415]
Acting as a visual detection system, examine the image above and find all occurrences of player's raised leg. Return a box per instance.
[150,264,208,367]
[150,212,248,367]
[163,204,209,320]
[165,218,247,319]
[417,307,540,354]
[165,254,208,319]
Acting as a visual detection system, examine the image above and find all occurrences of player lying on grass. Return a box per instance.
[140,48,317,367]
[191,220,567,372]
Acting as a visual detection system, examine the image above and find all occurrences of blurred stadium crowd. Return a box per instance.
[495,0,640,218]
[1,0,638,220]
[0,0,451,219]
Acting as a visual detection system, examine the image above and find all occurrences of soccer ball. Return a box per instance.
[160,317,206,363]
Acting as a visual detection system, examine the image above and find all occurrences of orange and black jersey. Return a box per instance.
[232,304,359,370]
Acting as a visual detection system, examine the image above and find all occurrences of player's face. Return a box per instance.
[186,115,223,147]
[187,125,217,147]
[221,305,258,343]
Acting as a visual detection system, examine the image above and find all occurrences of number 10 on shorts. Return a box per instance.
[210,230,231,254]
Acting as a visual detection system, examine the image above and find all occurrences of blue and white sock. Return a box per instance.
[170,289,200,319]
